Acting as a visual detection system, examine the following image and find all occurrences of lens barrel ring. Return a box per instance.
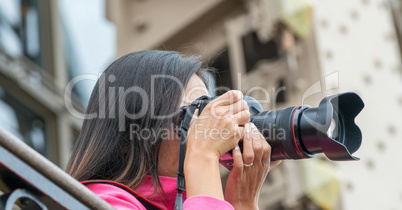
[275,106,314,160]
[292,106,316,159]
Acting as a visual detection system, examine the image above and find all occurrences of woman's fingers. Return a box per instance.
[262,136,271,171]
[242,123,254,166]
[231,145,244,174]
[213,90,243,106]
[232,109,250,125]
[270,160,282,170]
[235,125,245,139]
[206,91,247,120]
[251,124,264,164]
[259,130,280,171]
[228,99,249,115]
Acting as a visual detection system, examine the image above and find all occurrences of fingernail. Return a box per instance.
[245,123,251,133]
[235,145,240,150]
[251,123,256,128]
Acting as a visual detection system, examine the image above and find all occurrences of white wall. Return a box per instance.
[313,0,402,209]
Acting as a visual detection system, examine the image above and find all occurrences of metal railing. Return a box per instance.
[0,127,113,210]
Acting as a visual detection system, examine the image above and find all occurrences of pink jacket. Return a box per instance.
[85,175,234,210]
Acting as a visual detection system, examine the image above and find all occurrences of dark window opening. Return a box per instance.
[241,31,279,73]
[0,85,47,156]
[210,49,232,95]
[0,0,43,67]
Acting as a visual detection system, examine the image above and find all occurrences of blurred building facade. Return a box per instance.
[0,0,401,209]
[0,0,83,168]
[0,0,115,168]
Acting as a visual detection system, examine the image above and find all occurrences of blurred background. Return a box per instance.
[0,0,401,209]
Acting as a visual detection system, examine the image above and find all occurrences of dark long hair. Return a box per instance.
[66,50,207,193]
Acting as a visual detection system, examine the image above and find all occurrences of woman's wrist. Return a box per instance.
[184,150,220,176]
[184,149,220,165]
[184,149,224,200]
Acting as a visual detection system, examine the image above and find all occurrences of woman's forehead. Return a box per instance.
[182,75,209,105]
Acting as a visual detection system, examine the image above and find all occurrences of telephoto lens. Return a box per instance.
[194,92,364,170]
[246,92,364,161]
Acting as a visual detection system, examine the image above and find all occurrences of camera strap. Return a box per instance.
[174,95,211,210]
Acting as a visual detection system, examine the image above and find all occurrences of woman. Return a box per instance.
[66,50,280,209]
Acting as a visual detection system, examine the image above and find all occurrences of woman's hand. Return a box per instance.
[225,123,281,210]
[184,90,250,200]
[186,90,250,161]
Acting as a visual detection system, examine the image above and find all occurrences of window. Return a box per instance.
[0,0,43,66]
[58,0,116,105]
[0,85,47,156]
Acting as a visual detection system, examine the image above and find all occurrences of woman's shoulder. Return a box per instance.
[84,180,234,210]
[85,182,147,210]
